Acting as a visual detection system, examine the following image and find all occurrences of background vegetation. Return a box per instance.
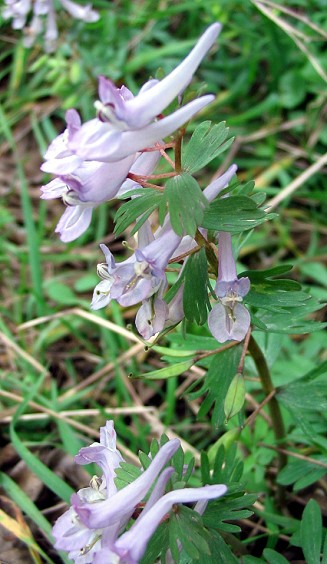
[0,0,326,561]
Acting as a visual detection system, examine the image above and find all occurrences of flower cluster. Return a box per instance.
[41,23,221,239]
[53,420,227,563]
[41,23,251,343]
[3,0,99,51]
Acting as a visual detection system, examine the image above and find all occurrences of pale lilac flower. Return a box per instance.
[52,421,123,563]
[134,164,238,339]
[3,0,30,29]
[135,282,185,340]
[135,295,169,340]
[91,223,182,309]
[91,244,117,310]
[41,110,160,242]
[3,0,99,51]
[52,420,227,563]
[67,23,221,162]
[208,232,250,343]
[113,484,227,563]
[69,95,215,163]
[134,165,238,340]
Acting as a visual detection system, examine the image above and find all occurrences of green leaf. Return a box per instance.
[243,266,324,334]
[115,462,142,490]
[182,121,233,173]
[114,188,163,236]
[224,373,246,421]
[9,375,74,504]
[203,491,255,534]
[277,364,327,412]
[45,281,79,305]
[163,173,208,236]
[141,522,169,564]
[130,359,194,380]
[188,345,243,427]
[56,419,84,457]
[279,71,306,109]
[183,248,210,325]
[300,499,322,564]
[201,195,274,232]
[151,345,196,358]
[0,472,52,539]
[263,548,290,563]
[322,531,327,564]
[277,458,326,491]
[208,428,241,464]
[10,424,74,504]
[205,531,239,564]
[170,506,210,561]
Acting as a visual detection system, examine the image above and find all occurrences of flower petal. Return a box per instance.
[120,23,221,128]
[115,484,227,562]
[55,205,93,242]
[73,439,180,529]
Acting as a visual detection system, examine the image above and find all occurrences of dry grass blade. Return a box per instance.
[256,0,327,39]
[0,331,50,377]
[18,307,143,344]
[0,389,140,464]
[252,0,327,82]
[265,152,327,210]
[258,443,327,469]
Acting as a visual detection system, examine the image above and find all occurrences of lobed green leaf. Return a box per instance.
[182,121,233,173]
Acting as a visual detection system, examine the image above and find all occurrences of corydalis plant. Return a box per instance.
[41,22,259,344]
[52,421,227,563]
[3,0,99,51]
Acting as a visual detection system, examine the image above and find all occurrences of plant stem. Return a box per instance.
[174,130,184,173]
[248,336,287,474]
[195,230,218,272]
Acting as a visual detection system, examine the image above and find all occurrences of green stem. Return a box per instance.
[248,336,287,473]
[174,131,183,174]
[194,230,218,273]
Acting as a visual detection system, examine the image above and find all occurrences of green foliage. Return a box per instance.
[277,457,327,492]
[188,345,243,427]
[114,188,163,236]
[201,194,275,232]
[277,361,327,441]
[131,359,194,380]
[263,548,289,563]
[183,248,211,325]
[169,506,211,562]
[224,373,246,421]
[299,500,324,564]
[162,174,209,237]
[243,265,325,334]
[182,121,233,173]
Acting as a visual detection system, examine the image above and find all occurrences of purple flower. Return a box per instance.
[91,223,182,309]
[3,0,99,51]
[113,484,227,563]
[90,244,117,310]
[52,420,227,563]
[52,421,123,563]
[67,24,221,162]
[135,295,169,340]
[208,232,250,343]
[135,282,185,340]
[41,110,160,242]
